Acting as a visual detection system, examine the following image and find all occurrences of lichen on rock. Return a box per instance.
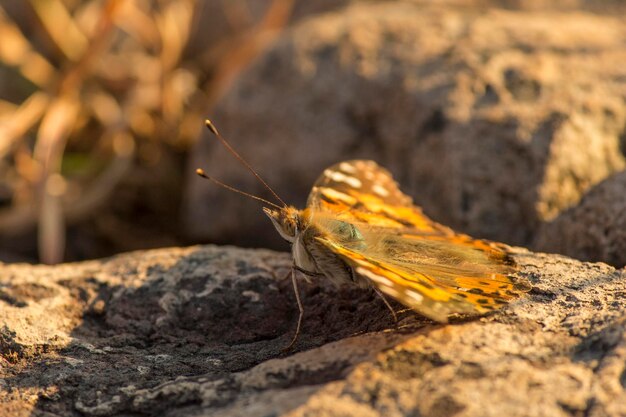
[1,245,625,416]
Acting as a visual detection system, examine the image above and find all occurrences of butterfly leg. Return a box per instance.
[373,286,398,326]
[294,266,324,278]
[283,266,304,352]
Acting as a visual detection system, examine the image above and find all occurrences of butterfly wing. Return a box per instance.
[307,160,531,322]
[315,233,531,322]
[307,160,452,234]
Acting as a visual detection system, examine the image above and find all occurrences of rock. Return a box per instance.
[184,2,626,249]
[534,170,626,268]
[185,0,354,57]
[1,245,625,416]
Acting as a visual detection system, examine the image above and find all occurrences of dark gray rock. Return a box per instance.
[1,245,625,416]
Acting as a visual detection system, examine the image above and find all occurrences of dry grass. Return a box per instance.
[0,0,294,263]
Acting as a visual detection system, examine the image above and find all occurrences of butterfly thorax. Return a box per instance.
[263,206,367,287]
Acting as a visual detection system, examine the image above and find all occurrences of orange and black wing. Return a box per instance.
[315,234,530,322]
[307,160,451,234]
[308,160,531,322]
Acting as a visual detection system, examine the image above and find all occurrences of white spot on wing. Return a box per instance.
[339,162,357,174]
[372,184,390,197]
[356,267,394,287]
[320,187,357,205]
[324,170,362,188]
[385,288,402,299]
[408,291,424,303]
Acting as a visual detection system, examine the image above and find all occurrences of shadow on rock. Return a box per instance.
[4,247,625,416]
[2,246,428,417]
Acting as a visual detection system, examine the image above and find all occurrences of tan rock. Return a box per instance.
[185,2,626,249]
[534,170,626,268]
[1,245,625,416]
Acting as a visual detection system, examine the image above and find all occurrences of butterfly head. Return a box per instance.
[263,206,305,243]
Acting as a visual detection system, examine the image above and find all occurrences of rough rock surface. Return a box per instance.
[1,245,625,417]
[534,170,626,268]
[185,1,626,249]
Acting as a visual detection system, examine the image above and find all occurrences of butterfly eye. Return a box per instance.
[278,214,297,237]
[290,218,299,235]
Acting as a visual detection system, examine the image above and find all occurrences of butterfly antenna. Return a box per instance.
[204,119,287,207]
[195,169,283,210]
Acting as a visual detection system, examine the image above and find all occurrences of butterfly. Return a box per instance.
[198,120,531,349]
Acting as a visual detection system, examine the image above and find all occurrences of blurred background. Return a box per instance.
[0,0,625,266]
[0,0,334,263]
